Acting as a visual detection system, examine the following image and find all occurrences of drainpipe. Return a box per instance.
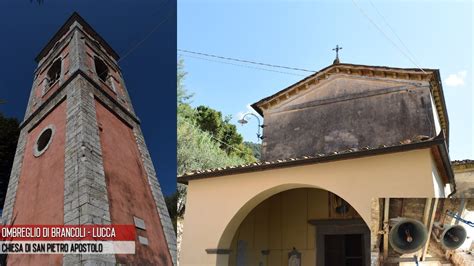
[447,182,457,198]
[438,138,457,198]
[421,198,439,261]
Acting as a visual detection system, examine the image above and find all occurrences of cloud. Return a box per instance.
[236,104,260,121]
[444,71,467,87]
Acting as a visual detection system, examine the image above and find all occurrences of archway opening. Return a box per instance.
[224,187,370,266]
[94,57,109,82]
[47,59,61,86]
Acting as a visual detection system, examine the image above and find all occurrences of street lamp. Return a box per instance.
[238,112,265,140]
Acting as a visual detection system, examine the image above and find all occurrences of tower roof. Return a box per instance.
[35,12,119,62]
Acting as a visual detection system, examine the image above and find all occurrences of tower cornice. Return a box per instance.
[35,12,119,63]
[20,69,141,131]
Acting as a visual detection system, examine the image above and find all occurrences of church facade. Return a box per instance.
[179,62,455,265]
[1,13,176,265]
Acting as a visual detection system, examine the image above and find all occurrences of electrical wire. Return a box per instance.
[96,5,175,79]
[368,0,422,71]
[178,49,317,73]
[351,0,426,74]
[179,53,307,77]
[179,116,246,154]
[119,8,175,63]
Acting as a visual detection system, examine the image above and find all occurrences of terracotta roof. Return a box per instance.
[452,160,474,165]
[451,160,474,171]
[178,133,452,184]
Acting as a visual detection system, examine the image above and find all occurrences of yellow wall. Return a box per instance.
[228,188,354,266]
[453,166,474,197]
[180,149,444,266]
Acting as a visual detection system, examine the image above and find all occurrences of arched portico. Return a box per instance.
[216,184,368,251]
[224,187,370,266]
[179,149,446,266]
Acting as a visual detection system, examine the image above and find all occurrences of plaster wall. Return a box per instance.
[2,15,175,265]
[82,36,128,108]
[9,100,67,266]
[180,149,441,266]
[261,76,436,161]
[30,42,72,113]
[95,100,173,265]
[431,157,446,197]
[454,169,474,197]
[228,188,363,266]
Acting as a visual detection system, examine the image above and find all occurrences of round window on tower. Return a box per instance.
[33,125,55,157]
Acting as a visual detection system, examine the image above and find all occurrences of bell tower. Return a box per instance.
[1,12,176,265]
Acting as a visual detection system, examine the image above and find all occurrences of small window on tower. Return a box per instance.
[47,59,61,87]
[94,57,109,82]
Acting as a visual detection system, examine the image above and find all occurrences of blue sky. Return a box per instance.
[0,0,177,195]
[178,0,473,160]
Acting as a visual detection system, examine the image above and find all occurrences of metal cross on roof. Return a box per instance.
[332,45,342,64]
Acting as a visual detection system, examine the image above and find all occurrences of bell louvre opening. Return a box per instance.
[47,59,61,86]
[94,57,109,82]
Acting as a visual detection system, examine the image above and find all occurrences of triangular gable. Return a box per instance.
[251,63,449,141]
[269,75,423,114]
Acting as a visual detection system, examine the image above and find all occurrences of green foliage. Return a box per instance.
[195,106,223,139]
[0,113,20,210]
[169,59,257,223]
[244,141,261,161]
[173,109,250,223]
[191,105,255,161]
[165,192,178,233]
[176,59,256,173]
[177,112,248,175]
[177,58,193,104]
[165,184,186,233]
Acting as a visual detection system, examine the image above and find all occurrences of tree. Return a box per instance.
[192,105,254,161]
[164,185,186,234]
[177,58,193,104]
[167,59,257,233]
[195,106,223,140]
[244,141,261,160]
[177,112,248,176]
[0,113,20,213]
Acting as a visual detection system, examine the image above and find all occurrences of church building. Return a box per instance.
[1,13,176,265]
[179,57,455,265]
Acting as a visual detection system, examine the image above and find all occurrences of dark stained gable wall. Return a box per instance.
[260,75,437,161]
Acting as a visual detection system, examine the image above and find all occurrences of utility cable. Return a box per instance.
[179,116,246,154]
[179,53,307,77]
[119,8,175,63]
[368,0,422,71]
[178,49,317,73]
[96,5,175,79]
[351,0,426,74]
